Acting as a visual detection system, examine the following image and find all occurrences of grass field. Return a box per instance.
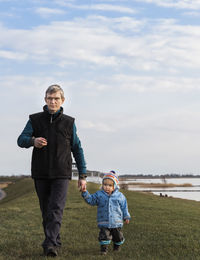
[1,177,200,259]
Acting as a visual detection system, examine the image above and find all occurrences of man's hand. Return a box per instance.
[78,179,86,192]
[34,137,48,148]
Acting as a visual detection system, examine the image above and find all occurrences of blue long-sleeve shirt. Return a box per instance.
[17,118,87,176]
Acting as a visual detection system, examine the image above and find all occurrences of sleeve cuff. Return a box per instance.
[124,215,131,220]
[30,137,35,146]
[79,174,87,180]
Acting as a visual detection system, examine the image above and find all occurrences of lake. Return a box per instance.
[120,178,200,201]
[73,176,200,202]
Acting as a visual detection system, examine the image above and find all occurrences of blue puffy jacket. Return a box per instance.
[82,189,131,228]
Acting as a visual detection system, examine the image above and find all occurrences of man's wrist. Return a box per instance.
[79,175,87,180]
[31,137,35,146]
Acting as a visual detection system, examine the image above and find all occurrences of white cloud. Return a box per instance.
[55,1,136,14]
[77,4,136,14]
[0,15,200,94]
[80,120,115,132]
[35,7,66,17]
[0,50,27,60]
[54,0,75,4]
[112,74,200,92]
[136,0,200,10]
[80,107,200,135]
[182,11,200,16]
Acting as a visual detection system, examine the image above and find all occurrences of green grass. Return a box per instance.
[1,177,200,259]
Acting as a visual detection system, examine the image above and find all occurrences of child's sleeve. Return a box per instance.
[121,194,131,220]
[82,190,99,206]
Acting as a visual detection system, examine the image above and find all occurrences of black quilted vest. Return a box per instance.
[30,106,74,179]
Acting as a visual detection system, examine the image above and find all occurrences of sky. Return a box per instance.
[1,0,200,176]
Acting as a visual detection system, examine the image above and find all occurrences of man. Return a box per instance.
[17,84,86,257]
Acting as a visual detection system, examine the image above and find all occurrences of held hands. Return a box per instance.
[124,219,130,224]
[78,179,87,192]
[34,137,47,148]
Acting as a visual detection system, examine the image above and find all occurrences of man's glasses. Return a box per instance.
[46,97,61,101]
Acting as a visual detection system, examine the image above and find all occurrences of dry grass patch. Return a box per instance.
[0,182,12,189]
[127,182,193,188]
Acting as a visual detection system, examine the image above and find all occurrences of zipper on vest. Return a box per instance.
[50,114,53,123]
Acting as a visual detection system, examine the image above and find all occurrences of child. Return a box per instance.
[82,171,131,255]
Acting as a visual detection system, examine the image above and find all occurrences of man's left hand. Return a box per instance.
[78,179,86,192]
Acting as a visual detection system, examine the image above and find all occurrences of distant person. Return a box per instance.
[81,171,131,255]
[17,84,87,257]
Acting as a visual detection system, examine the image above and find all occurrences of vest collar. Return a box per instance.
[43,105,63,122]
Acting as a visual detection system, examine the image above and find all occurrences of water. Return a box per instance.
[124,178,200,201]
[74,176,200,202]
[122,178,200,186]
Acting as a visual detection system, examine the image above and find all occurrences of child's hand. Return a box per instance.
[78,179,87,192]
[82,186,87,192]
[124,219,130,224]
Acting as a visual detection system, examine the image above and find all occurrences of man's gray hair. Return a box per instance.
[45,84,65,99]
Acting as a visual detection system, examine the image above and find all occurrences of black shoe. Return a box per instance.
[44,247,58,257]
[113,244,120,252]
[100,245,108,255]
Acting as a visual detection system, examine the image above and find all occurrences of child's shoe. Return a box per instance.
[113,244,121,252]
[100,245,108,255]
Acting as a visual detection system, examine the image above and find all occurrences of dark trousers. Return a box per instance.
[34,178,69,248]
[98,227,125,245]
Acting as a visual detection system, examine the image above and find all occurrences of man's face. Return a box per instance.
[45,91,65,113]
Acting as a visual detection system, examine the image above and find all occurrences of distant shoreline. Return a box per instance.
[119,175,200,179]
[127,182,193,188]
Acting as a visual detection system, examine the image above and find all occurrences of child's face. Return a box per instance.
[103,179,114,195]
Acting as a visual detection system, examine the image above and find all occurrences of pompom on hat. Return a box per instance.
[102,171,119,189]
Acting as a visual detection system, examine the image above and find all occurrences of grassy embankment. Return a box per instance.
[1,177,200,259]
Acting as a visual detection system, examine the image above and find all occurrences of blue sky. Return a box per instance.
[1,0,200,175]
